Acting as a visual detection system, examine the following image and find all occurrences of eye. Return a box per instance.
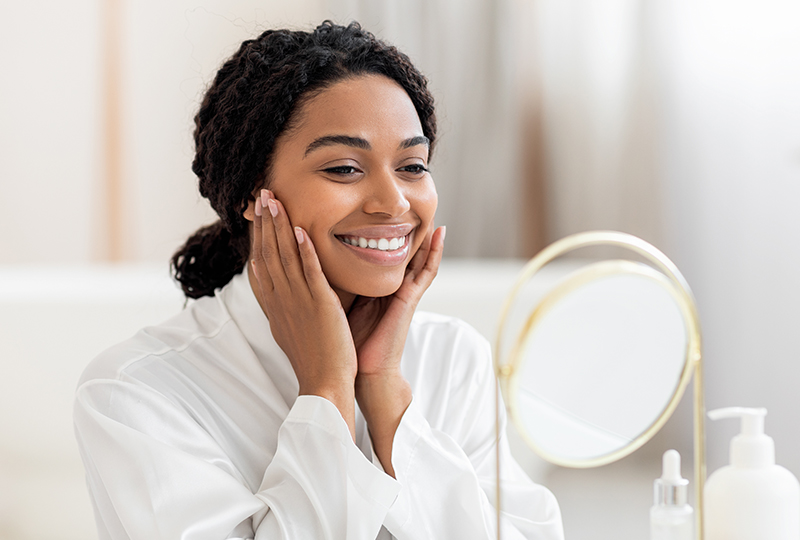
[323,165,361,176]
[398,163,429,176]
[320,165,364,183]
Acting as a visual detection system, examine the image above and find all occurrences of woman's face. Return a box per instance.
[258,74,437,307]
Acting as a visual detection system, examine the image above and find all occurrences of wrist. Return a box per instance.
[355,372,411,425]
[299,381,356,440]
[355,373,411,479]
[355,369,409,399]
[300,383,354,404]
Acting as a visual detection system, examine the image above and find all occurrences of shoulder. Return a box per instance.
[403,310,494,390]
[77,294,232,388]
[402,311,498,436]
[407,310,491,355]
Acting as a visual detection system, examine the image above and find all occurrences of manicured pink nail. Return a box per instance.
[255,198,262,217]
[440,225,446,241]
[267,199,278,218]
[294,227,304,244]
[261,189,269,208]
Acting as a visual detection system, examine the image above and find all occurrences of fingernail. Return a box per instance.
[441,225,446,240]
[267,199,278,218]
[261,189,269,208]
[294,227,304,244]
[255,198,262,216]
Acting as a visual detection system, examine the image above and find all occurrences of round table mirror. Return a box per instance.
[508,260,692,465]
[494,231,705,538]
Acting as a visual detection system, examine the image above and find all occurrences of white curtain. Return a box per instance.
[535,0,664,246]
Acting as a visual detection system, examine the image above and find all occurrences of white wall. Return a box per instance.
[0,0,101,263]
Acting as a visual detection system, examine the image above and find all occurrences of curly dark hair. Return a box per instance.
[171,21,437,298]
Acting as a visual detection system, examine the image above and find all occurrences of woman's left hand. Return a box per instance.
[348,225,445,375]
[348,225,445,476]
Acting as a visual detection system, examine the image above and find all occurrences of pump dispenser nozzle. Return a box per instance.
[707,407,773,468]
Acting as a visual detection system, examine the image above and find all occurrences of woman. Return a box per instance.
[74,21,563,540]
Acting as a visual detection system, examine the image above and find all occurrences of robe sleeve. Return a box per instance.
[379,334,564,540]
[74,380,398,540]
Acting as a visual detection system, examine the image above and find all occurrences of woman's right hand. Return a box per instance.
[250,189,358,437]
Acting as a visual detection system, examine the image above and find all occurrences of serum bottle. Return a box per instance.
[651,449,694,540]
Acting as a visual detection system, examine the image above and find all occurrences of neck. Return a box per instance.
[333,288,356,312]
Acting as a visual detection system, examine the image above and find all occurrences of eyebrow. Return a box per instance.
[399,135,430,150]
[303,134,430,157]
[304,135,370,157]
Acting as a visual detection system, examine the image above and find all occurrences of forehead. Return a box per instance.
[284,74,424,147]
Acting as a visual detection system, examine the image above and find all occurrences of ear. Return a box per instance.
[242,191,259,222]
[243,199,256,222]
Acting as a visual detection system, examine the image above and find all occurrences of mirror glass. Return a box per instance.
[507,260,689,465]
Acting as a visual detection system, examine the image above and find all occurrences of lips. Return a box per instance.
[334,224,415,265]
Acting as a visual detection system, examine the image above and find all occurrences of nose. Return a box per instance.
[361,168,411,217]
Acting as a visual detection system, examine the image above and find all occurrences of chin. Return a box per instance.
[338,271,406,299]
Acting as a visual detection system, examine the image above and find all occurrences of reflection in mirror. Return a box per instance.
[510,261,688,463]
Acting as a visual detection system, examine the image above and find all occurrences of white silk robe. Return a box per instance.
[73,269,564,540]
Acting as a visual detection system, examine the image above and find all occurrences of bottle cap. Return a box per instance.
[708,407,774,468]
[654,449,689,506]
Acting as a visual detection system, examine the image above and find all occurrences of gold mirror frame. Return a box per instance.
[493,231,705,540]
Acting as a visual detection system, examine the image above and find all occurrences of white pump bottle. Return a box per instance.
[704,407,800,540]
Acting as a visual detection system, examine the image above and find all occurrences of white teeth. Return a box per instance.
[341,235,408,251]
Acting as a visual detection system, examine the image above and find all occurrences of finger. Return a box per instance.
[412,225,445,287]
[405,225,444,290]
[257,189,291,291]
[250,197,274,292]
[391,226,443,307]
[263,192,306,288]
[294,227,334,301]
[405,226,434,278]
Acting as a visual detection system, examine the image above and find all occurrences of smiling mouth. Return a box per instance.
[337,234,408,251]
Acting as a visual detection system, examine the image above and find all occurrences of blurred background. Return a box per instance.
[1,0,799,539]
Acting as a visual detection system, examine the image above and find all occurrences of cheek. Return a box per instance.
[273,186,320,234]
[407,184,438,257]
[415,182,439,228]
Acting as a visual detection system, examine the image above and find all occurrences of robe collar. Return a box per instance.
[219,267,300,409]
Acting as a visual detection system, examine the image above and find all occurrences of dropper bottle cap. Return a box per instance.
[708,407,773,468]
[654,449,688,506]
